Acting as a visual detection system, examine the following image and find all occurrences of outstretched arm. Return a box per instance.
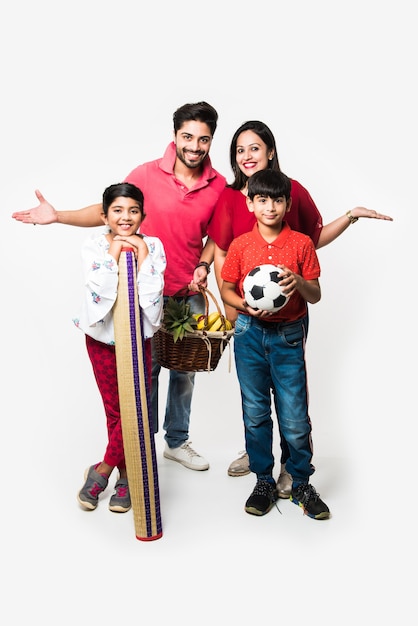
[11,189,103,227]
[317,206,393,249]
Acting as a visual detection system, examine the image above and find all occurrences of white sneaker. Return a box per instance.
[163,441,209,471]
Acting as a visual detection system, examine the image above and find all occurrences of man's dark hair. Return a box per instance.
[173,101,218,136]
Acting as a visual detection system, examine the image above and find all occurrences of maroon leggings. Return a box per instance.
[85,335,152,470]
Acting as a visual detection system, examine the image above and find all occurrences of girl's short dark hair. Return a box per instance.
[102,182,145,218]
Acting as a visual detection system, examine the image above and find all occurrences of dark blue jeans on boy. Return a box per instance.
[233,313,315,487]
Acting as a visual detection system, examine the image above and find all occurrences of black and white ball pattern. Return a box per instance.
[243,264,289,312]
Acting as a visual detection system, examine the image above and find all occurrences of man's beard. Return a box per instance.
[176,147,207,169]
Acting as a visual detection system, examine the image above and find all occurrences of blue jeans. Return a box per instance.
[233,313,314,486]
[151,293,205,449]
[274,306,309,464]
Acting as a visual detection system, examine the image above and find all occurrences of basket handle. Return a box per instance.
[199,286,226,323]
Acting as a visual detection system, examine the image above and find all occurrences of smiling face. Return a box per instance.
[235,130,274,179]
[103,196,143,236]
[246,193,291,229]
[174,120,213,170]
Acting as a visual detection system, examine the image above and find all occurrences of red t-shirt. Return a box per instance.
[207,180,323,251]
[125,142,226,296]
[221,222,320,323]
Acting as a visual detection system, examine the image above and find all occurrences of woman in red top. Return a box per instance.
[207,120,393,487]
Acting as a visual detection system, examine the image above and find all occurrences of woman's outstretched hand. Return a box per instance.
[352,207,393,221]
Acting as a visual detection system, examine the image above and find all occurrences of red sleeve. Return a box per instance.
[221,239,242,285]
[288,179,323,248]
[207,188,235,251]
[300,237,321,280]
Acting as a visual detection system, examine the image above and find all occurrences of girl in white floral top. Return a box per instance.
[75,182,166,514]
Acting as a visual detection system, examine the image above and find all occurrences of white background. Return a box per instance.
[1,1,415,623]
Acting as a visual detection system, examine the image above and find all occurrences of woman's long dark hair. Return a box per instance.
[229,120,281,190]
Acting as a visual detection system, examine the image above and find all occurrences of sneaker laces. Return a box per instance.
[274,501,282,514]
[253,480,274,497]
[181,441,201,458]
[253,480,282,514]
[297,483,320,506]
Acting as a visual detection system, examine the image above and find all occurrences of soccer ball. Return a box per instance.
[243,264,289,312]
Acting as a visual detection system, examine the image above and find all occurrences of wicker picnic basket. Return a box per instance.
[153,287,234,373]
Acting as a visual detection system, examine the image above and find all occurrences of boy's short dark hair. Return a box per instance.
[247,169,291,201]
[102,182,145,218]
[173,101,218,136]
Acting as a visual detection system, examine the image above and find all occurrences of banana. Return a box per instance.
[195,312,234,332]
[193,313,206,330]
[206,312,220,328]
[216,318,233,331]
[208,316,223,331]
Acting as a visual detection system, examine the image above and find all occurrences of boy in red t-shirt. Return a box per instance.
[221,169,330,520]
